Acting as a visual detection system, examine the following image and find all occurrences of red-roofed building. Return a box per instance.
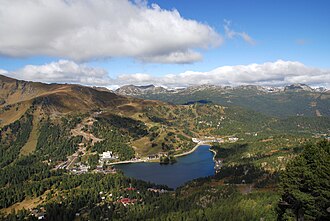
[117,198,137,206]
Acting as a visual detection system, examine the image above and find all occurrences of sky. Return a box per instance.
[0,0,329,88]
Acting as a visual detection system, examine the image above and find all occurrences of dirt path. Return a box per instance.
[71,117,103,145]
[54,117,103,170]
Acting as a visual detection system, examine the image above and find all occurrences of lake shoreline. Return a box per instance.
[115,144,215,189]
[173,142,204,158]
[209,148,217,161]
[109,142,207,166]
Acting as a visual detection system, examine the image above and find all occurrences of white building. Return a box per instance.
[102,151,113,159]
[228,137,239,142]
[192,138,200,143]
[99,151,118,163]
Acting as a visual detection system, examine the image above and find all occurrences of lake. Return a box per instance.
[115,145,215,189]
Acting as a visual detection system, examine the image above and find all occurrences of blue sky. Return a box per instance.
[0,0,329,87]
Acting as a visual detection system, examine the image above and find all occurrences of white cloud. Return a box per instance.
[7,60,112,86]
[224,20,255,45]
[0,0,222,63]
[114,60,330,88]
[2,60,329,88]
[117,73,153,84]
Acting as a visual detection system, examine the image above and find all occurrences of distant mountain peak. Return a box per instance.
[115,83,325,96]
[115,84,168,95]
[284,83,313,92]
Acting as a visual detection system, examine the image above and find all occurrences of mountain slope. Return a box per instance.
[0,74,142,126]
[0,74,130,109]
[0,75,204,166]
[116,84,330,117]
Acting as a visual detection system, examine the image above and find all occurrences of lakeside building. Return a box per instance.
[192,137,225,143]
[147,154,159,160]
[192,138,200,143]
[99,151,118,163]
[102,151,114,159]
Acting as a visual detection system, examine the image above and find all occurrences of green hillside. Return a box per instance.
[129,86,330,118]
[1,76,329,220]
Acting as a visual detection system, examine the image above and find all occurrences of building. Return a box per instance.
[102,151,113,159]
[147,154,159,160]
[192,138,200,143]
[99,151,118,163]
[228,137,239,142]
[117,198,137,206]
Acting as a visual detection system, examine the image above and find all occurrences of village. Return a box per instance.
[52,132,240,175]
[50,112,239,175]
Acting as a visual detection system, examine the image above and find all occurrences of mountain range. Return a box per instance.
[115,83,327,95]
[115,83,330,118]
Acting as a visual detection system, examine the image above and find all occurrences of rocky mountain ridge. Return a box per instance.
[114,82,330,118]
[115,83,327,96]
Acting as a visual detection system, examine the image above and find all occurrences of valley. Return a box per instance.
[0,75,329,220]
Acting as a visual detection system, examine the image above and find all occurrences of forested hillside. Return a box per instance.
[0,76,329,220]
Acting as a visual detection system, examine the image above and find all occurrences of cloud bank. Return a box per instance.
[116,60,330,87]
[2,60,330,88]
[0,0,221,63]
[9,60,112,86]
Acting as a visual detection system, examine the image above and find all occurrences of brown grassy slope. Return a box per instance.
[0,75,57,106]
[0,74,166,126]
